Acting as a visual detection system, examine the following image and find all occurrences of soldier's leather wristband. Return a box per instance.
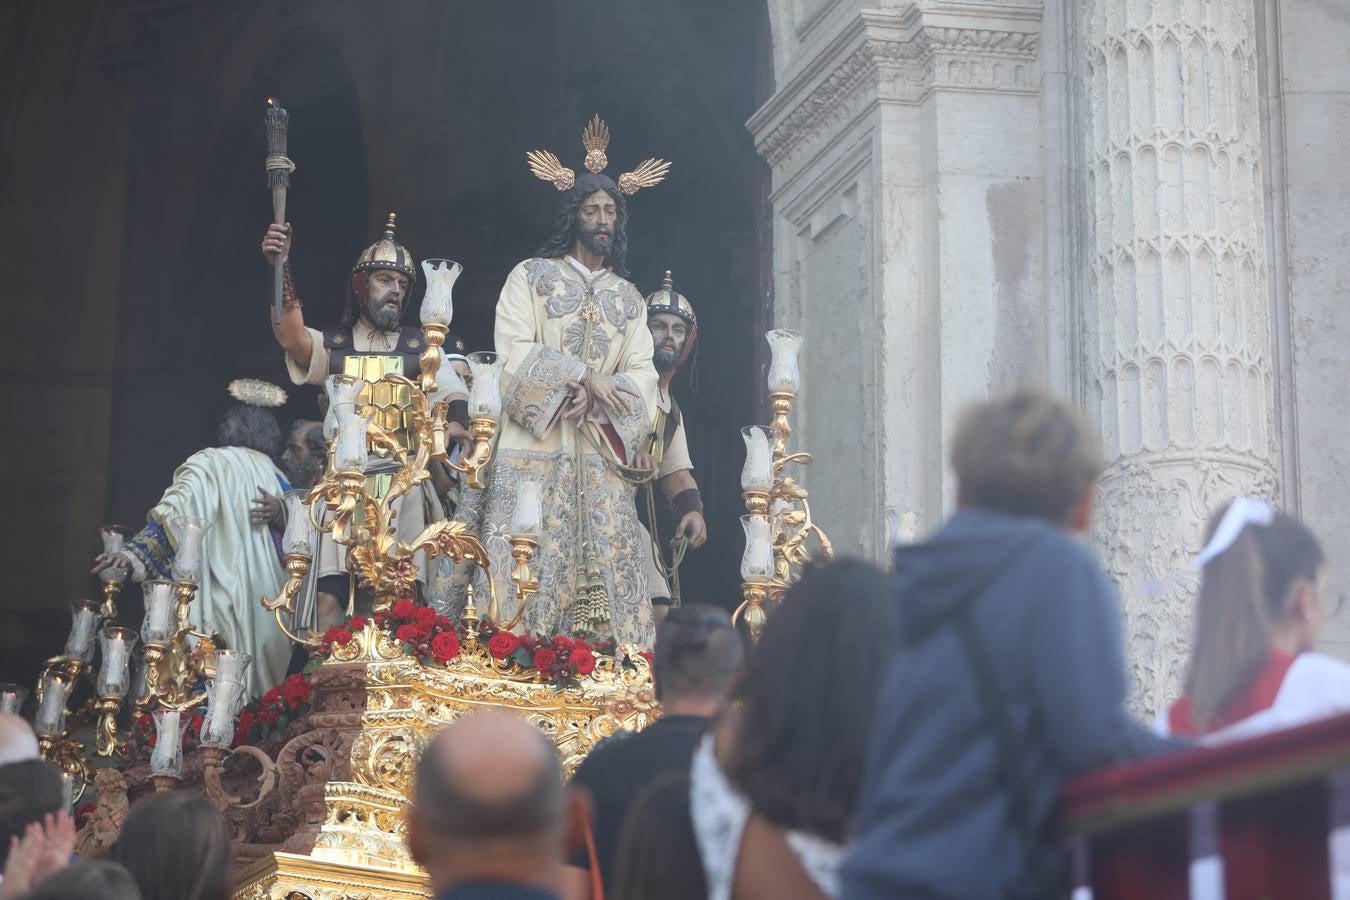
[671,488,703,518]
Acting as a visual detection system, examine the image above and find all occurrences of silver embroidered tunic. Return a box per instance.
[432,256,659,647]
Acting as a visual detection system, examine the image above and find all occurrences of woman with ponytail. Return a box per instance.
[1159,499,1350,741]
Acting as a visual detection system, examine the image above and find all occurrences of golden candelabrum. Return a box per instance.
[734,330,833,640]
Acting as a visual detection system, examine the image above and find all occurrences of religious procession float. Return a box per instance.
[5,107,835,900]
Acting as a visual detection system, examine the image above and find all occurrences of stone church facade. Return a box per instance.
[750,0,1350,712]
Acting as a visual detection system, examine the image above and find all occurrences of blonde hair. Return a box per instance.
[950,392,1103,522]
[1186,503,1324,730]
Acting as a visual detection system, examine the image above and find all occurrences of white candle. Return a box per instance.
[281,491,315,555]
[142,580,176,644]
[0,685,26,716]
[740,515,774,582]
[34,675,68,737]
[202,680,243,748]
[740,427,773,491]
[419,258,461,327]
[334,411,371,472]
[510,478,543,536]
[765,330,804,394]
[64,604,97,663]
[467,352,505,420]
[150,709,182,775]
[97,631,133,698]
[173,517,205,583]
[211,650,252,685]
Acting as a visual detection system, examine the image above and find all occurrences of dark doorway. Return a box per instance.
[0,0,768,682]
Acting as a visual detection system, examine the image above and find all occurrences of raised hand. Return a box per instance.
[261,222,291,265]
[91,551,131,576]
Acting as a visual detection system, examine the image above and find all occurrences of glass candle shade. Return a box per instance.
[59,772,74,813]
[334,410,373,473]
[200,679,245,748]
[63,601,98,663]
[466,351,506,420]
[281,490,317,556]
[323,375,365,441]
[209,649,252,686]
[740,426,773,492]
[95,627,137,698]
[420,259,462,327]
[765,330,804,395]
[99,526,130,584]
[141,580,177,645]
[510,477,543,537]
[149,709,188,777]
[0,684,27,716]
[34,672,72,738]
[740,515,774,583]
[169,515,210,585]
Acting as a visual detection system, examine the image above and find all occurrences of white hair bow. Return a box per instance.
[1191,497,1275,569]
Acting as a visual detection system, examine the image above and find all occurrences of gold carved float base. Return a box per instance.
[213,622,656,898]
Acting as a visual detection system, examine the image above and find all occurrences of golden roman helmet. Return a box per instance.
[352,212,417,283]
[645,270,696,330]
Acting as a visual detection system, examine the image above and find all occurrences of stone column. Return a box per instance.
[1081,0,1280,712]
[750,1,1045,562]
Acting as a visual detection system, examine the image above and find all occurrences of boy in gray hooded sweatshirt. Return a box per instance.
[841,393,1184,900]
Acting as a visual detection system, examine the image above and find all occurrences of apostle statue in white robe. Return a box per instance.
[92,381,293,700]
[434,117,671,647]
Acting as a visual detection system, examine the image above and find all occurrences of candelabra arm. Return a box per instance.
[445,418,497,489]
[93,696,122,758]
[99,580,122,622]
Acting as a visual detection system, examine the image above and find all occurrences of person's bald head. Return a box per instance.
[411,712,564,859]
[0,715,38,765]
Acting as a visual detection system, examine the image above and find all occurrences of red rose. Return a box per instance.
[259,707,280,726]
[572,639,593,655]
[571,650,596,676]
[236,709,255,737]
[323,626,352,646]
[487,632,520,659]
[373,613,387,627]
[551,635,574,653]
[435,615,453,630]
[638,651,654,664]
[348,616,368,630]
[431,631,460,663]
[533,648,558,671]
[282,675,311,707]
[261,686,282,708]
[414,606,438,626]
[391,599,417,619]
[519,635,539,652]
[395,624,419,643]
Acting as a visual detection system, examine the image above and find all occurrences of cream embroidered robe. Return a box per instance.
[433,257,659,647]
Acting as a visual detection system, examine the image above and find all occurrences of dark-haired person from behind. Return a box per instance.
[841,392,1184,900]
[408,711,582,900]
[105,792,230,900]
[564,603,743,899]
[24,860,142,900]
[690,559,899,900]
[0,759,65,873]
[611,774,707,900]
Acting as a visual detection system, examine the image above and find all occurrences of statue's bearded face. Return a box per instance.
[281,422,324,489]
[365,268,409,331]
[575,189,617,259]
[648,312,689,372]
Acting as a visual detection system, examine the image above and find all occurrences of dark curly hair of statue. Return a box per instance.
[218,405,282,460]
[722,558,898,844]
[535,175,630,278]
